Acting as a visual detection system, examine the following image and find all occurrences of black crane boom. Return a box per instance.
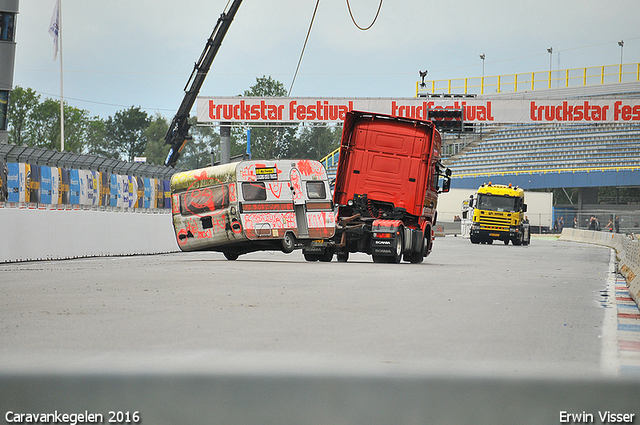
[164,0,243,167]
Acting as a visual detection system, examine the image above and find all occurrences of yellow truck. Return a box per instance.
[469,183,530,245]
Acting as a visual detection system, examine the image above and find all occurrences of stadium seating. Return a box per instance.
[443,122,640,175]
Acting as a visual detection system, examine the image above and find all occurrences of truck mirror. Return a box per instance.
[523,203,527,213]
[441,177,451,193]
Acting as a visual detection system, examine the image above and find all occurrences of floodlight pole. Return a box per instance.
[59,0,65,152]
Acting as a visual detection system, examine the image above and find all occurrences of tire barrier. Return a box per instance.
[559,228,639,307]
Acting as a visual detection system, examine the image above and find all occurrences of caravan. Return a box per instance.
[170,160,335,260]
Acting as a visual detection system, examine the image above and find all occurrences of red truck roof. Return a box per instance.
[333,111,441,218]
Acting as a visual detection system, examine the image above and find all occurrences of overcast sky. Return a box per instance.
[12,0,640,119]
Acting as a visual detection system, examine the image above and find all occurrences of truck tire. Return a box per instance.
[304,251,320,261]
[336,251,349,262]
[319,248,334,262]
[391,231,403,263]
[224,252,239,261]
[405,235,426,264]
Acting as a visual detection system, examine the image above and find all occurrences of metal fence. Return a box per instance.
[0,143,176,180]
[0,143,178,210]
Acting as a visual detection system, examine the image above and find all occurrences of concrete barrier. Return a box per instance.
[559,228,640,306]
[0,207,179,263]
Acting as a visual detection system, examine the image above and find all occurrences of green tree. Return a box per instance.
[6,86,40,146]
[7,86,91,153]
[29,98,62,150]
[235,76,297,160]
[105,106,150,161]
[289,123,341,160]
[143,114,170,166]
[182,116,221,169]
[85,118,114,158]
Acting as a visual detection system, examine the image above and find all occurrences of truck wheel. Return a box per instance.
[392,231,403,264]
[504,239,510,245]
[319,250,333,262]
[281,232,295,253]
[405,235,426,264]
[336,251,349,262]
[224,252,239,261]
[303,251,319,261]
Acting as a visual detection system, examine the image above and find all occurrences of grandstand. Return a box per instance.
[441,78,640,190]
[319,65,640,231]
[444,121,640,176]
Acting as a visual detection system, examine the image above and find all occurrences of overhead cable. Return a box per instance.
[346,0,383,31]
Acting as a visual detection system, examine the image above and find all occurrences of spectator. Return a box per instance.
[558,216,564,233]
[606,219,613,232]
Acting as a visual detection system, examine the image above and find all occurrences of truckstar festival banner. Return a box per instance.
[197,97,640,124]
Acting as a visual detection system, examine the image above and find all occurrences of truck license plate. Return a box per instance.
[489,233,500,237]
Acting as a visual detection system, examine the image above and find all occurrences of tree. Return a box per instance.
[85,119,114,158]
[29,98,63,150]
[234,76,297,160]
[7,86,91,153]
[289,123,341,160]
[6,86,40,146]
[183,116,220,169]
[105,106,150,161]
[143,114,170,166]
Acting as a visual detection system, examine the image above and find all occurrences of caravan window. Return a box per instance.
[306,181,326,199]
[181,184,229,215]
[242,182,266,201]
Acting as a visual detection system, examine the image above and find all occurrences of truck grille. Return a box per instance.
[479,213,510,230]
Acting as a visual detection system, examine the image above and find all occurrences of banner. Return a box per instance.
[197,97,640,124]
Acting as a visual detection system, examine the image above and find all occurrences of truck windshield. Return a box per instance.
[477,194,517,212]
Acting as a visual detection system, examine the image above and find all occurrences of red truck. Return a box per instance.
[303,110,452,263]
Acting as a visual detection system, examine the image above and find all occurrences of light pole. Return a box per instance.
[547,47,553,88]
[618,40,624,83]
[618,40,624,82]
[618,40,624,64]
[479,54,485,94]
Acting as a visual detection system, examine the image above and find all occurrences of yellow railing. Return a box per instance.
[417,63,640,96]
[319,146,341,171]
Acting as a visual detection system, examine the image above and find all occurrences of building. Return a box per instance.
[0,0,18,143]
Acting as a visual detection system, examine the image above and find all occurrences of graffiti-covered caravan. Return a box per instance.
[170,160,335,260]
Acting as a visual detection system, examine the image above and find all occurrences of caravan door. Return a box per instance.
[289,167,309,238]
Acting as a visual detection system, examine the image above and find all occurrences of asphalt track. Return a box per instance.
[0,235,615,378]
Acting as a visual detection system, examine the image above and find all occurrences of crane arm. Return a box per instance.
[164,0,243,167]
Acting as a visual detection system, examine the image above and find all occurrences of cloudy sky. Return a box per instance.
[12,0,640,119]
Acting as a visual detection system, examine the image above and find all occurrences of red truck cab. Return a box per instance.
[304,110,451,263]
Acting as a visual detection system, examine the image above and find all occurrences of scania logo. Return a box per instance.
[375,240,392,245]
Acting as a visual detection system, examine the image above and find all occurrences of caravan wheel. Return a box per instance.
[281,232,295,253]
